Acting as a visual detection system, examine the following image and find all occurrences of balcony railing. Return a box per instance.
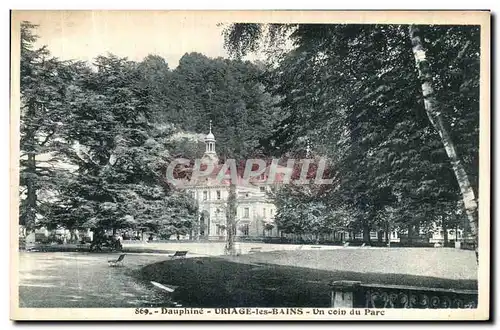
[330,281,477,309]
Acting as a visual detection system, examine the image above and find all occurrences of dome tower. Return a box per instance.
[202,120,219,164]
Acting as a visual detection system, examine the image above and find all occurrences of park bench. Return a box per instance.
[249,247,263,253]
[170,251,188,259]
[108,254,126,267]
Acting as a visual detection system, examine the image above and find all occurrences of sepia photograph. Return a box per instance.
[9,10,490,321]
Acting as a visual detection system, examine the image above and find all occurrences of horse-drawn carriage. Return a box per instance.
[89,235,123,252]
[88,230,123,252]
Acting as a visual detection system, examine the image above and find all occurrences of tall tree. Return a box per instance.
[225,183,237,255]
[47,54,197,235]
[141,52,279,160]
[222,23,480,247]
[19,21,76,232]
[408,25,478,257]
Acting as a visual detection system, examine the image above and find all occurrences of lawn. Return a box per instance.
[17,247,477,308]
[138,248,477,308]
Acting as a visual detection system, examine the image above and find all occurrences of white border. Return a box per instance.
[2,2,497,328]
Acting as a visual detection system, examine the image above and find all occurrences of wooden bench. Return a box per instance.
[170,251,188,259]
[249,247,263,253]
[108,254,125,267]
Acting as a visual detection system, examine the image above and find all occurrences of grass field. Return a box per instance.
[138,248,477,308]
[17,247,477,308]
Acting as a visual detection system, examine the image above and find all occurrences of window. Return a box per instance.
[216,224,225,236]
[263,208,266,217]
[244,208,250,218]
[216,190,221,200]
[203,191,208,201]
[260,186,266,192]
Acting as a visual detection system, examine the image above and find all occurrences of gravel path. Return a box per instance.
[18,252,171,308]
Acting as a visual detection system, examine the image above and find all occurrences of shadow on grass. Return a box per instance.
[136,256,478,308]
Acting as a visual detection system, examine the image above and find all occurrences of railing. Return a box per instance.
[330,281,477,309]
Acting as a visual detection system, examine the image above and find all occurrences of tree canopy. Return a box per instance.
[223,23,480,243]
[19,21,480,249]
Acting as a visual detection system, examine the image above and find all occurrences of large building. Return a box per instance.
[183,123,283,239]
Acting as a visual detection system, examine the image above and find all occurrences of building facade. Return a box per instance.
[183,123,280,239]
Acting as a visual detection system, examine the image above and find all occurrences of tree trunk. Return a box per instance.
[25,153,37,230]
[409,25,479,261]
[385,222,390,244]
[225,183,237,255]
[195,214,200,240]
[408,224,413,244]
[70,229,79,242]
[362,220,370,243]
[443,216,449,245]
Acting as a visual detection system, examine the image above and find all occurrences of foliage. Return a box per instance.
[19,20,480,245]
[223,23,480,241]
[273,183,353,237]
[140,52,280,160]
[19,21,81,231]
[20,23,198,236]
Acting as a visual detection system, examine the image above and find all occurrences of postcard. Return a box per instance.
[10,10,490,321]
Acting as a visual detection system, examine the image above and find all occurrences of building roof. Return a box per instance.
[179,162,292,188]
[204,132,215,141]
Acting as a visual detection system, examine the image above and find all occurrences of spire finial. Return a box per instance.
[209,120,212,134]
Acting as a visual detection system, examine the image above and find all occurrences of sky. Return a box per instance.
[13,10,487,68]
[13,11,239,68]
